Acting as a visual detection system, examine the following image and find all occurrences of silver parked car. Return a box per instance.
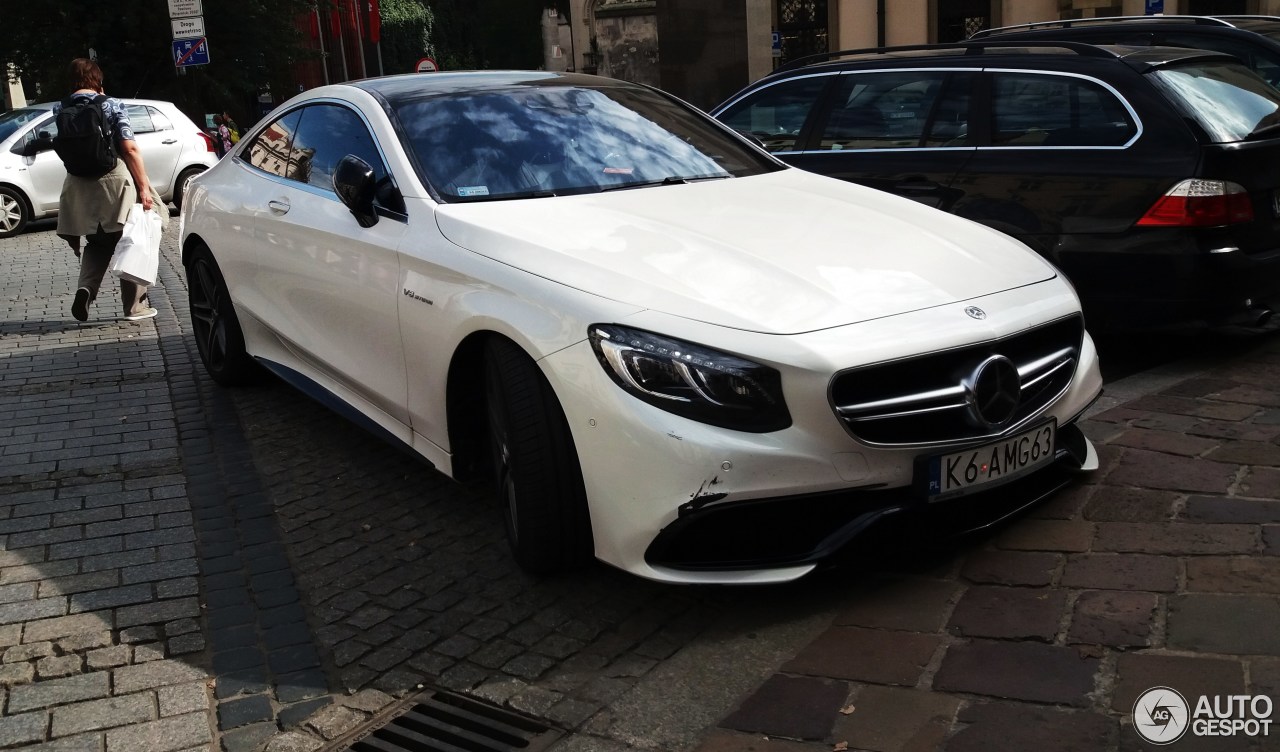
[0,98,217,238]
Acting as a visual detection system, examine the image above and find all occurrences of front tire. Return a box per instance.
[484,338,593,573]
[0,187,30,239]
[186,245,259,385]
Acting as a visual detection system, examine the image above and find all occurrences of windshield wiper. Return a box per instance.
[598,174,730,193]
[1246,121,1280,140]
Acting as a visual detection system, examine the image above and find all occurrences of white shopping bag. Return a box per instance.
[109,203,162,287]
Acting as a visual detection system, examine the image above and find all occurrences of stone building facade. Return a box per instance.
[544,0,1280,110]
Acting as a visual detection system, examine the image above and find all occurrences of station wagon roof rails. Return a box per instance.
[970,15,1237,39]
[775,40,1116,74]
[1210,15,1280,22]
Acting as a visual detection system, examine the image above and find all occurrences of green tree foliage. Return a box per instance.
[380,0,434,75]
[0,0,315,125]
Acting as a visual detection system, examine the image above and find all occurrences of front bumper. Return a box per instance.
[541,282,1103,584]
[645,422,1092,572]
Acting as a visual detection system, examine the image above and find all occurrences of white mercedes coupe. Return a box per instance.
[180,71,1103,584]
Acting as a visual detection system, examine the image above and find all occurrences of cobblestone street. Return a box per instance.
[0,217,1277,752]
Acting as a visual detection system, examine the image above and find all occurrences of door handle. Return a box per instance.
[161,138,178,144]
[267,200,290,215]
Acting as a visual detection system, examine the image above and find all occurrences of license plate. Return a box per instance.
[924,421,1056,500]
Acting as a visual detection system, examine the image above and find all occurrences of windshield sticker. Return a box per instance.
[457,186,490,197]
[603,167,634,175]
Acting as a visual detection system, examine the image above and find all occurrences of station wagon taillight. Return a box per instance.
[1137,179,1253,227]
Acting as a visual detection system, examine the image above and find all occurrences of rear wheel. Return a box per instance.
[0,187,30,239]
[172,166,206,210]
[484,338,593,573]
[186,245,259,385]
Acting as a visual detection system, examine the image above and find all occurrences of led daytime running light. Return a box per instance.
[588,325,791,433]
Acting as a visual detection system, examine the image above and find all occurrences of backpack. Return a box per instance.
[53,94,117,178]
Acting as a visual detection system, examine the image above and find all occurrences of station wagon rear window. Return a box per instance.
[1149,61,1280,143]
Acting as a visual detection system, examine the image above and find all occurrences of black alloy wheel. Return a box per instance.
[484,337,593,573]
[186,245,259,385]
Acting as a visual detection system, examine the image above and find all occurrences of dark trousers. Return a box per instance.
[59,229,149,315]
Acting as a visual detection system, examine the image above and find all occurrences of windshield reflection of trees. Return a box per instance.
[397,87,770,201]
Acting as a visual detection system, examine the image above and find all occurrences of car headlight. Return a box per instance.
[588,324,791,432]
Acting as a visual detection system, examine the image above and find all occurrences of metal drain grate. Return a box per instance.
[337,688,564,752]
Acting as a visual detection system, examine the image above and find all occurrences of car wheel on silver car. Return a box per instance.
[0,187,29,239]
[172,166,206,211]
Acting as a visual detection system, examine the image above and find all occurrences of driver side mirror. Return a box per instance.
[334,155,378,228]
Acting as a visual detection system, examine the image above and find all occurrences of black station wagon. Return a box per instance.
[712,41,1280,330]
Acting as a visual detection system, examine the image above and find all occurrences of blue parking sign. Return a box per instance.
[1145,0,1164,14]
[172,37,210,67]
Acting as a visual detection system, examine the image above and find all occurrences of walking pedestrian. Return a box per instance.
[54,58,164,322]
[210,115,225,158]
[222,112,240,146]
[215,114,234,157]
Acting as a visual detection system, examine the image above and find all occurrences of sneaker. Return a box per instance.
[71,287,91,322]
[122,307,158,321]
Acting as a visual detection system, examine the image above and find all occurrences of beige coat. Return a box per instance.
[57,159,166,236]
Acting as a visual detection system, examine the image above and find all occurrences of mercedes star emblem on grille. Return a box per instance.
[965,306,987,320]
[963,354,1021,429]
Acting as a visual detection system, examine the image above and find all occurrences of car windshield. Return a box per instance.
[0,108,47,143]
[1149,61,1280,142]
[391,83,779,201]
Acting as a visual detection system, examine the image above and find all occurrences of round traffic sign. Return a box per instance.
[415,57,439,73]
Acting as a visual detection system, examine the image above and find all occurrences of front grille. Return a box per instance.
[830,315,1084,446]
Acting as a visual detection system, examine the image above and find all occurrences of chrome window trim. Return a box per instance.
[717,67,980,155]
[236,97,398,199]
[981,67,1143,150]
[740,66,1142,155]
[234,96,408,221]
[712,69,844,119]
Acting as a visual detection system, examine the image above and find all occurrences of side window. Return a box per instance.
[1162,33,1280,88]
[923,74,974,147]
[147,106,173,132]
[15,116,57,152]
[126,105,156,135]
[246,108,303,178]
[716,75,832,153]
[287,104,390,194]
[817,71,954,150]
[991,73,1135,147]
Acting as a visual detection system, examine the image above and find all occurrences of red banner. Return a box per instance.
[367,0,381,43]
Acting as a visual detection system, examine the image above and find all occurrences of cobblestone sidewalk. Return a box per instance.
[0,225,212,749]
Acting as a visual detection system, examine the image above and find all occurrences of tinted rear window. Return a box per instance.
[1149,61,1280,143]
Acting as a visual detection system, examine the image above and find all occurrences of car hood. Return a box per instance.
[433,169,1058,334]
